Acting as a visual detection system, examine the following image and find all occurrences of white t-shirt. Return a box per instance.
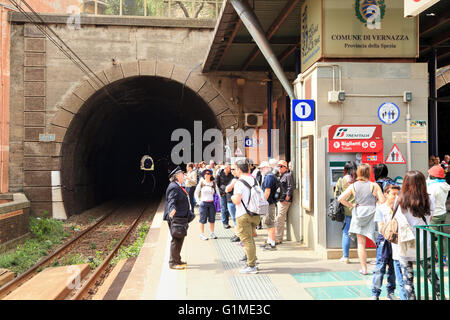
[375,203,400,260]
[234,174,256,219]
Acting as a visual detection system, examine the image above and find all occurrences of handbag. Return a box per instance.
[327,178,345,222]
[170,216,189,239]
[380,202,399,244]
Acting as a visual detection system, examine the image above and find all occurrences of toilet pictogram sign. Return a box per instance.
[385,144,406,164]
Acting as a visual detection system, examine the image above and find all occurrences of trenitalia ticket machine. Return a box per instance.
[325,125,383,248]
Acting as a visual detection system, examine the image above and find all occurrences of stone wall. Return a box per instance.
[0,193,30,244]
[8,14,279,217]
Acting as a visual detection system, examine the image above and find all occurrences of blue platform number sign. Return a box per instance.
[292,100,315,122]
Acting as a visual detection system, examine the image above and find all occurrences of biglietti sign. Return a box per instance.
[328,125,383,152]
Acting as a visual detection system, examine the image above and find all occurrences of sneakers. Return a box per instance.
[387,293,397,300]
[340,256,350,264]
[260,242,277,251]
[210,232,218,239]
[230,235,240,242]
[371,296,379,300]
[223,224,231,229]
[200,233,208,241]
[240,254,247,262]
[239,265,258,274]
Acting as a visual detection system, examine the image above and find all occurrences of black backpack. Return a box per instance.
[327,178,345,222]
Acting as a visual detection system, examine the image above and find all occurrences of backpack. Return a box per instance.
[238,177,269,216]
[327,178,345,222]
[380,203,399,244]
[272,175,282,202]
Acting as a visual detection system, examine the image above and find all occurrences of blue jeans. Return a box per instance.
[393,260,407,300]
[371,239,396,297]
[227,202,236,227]
[185,186,196,208]
[342,215,352,258]
[220,195,230,226]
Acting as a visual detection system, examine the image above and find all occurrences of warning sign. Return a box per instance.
[385,144,406,164]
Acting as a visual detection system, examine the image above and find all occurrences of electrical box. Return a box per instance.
[403,91,412,102]
[328,90,345,103]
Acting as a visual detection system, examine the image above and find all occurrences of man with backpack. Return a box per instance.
[231,159,265,274]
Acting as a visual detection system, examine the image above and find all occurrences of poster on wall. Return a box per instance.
[301,136,314,212]
[410,120,427,143]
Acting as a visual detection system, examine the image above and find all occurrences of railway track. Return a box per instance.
[0,197,159,300]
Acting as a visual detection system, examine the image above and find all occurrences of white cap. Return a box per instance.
[259,161,270,168]
[269,158,278,167]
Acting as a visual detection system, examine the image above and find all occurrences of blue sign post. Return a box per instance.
[292,99,315,122]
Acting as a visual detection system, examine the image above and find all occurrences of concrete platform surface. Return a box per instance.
[3,264,90,300]
[117,199,425,301]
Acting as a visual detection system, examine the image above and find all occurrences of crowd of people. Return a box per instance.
[163,158,294,274]
[336,159,449,300]
[163,155,449,299]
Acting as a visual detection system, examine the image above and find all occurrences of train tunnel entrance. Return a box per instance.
[61,76,219,216]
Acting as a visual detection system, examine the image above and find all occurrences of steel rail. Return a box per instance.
[0,202,125,299]
[71,202,151,300]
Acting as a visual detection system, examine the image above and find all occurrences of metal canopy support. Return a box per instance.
[429,48,439,156]
[230,0,295,100]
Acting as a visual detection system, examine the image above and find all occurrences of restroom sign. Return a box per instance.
[385,144,406,164]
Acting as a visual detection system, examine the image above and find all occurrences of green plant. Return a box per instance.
[89,242,97,250]
[0,217,71,275]
[112,223,151,265]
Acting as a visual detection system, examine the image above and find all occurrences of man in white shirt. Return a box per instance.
[231,159,260,274]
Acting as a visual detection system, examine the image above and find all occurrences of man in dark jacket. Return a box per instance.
[275,160,294,244]
[164,166,191,270]
[216,163,234,229]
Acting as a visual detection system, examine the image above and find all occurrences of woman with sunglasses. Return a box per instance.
[194,169,221,240]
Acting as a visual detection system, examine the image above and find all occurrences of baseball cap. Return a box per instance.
[428,165,445,179]
[277,160,288,167]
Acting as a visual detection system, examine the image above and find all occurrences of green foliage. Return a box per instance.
[89,242,97,250]
[88,251,104,269]
[112,223,150,265]
[0,217,70,275]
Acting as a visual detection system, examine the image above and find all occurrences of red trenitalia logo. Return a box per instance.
[336,128,347,137]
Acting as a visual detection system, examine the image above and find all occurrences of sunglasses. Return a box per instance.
[205,172,212,175]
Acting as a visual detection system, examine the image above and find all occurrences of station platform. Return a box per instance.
[115,199,379,300]
[115,199,448,301]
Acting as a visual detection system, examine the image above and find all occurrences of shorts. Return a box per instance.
[263,203,277,228]
[199,201,216,224]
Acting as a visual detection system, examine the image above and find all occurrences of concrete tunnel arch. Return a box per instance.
[50,60,238,216]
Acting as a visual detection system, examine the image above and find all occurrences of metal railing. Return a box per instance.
[415,224,449,300]
[81,0,223,19]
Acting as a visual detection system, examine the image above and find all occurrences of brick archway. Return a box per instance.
[49,59,238,145]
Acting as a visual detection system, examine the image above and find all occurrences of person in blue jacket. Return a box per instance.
[164,166,191,270]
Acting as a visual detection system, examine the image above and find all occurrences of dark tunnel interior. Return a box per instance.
[61,76,219,216]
